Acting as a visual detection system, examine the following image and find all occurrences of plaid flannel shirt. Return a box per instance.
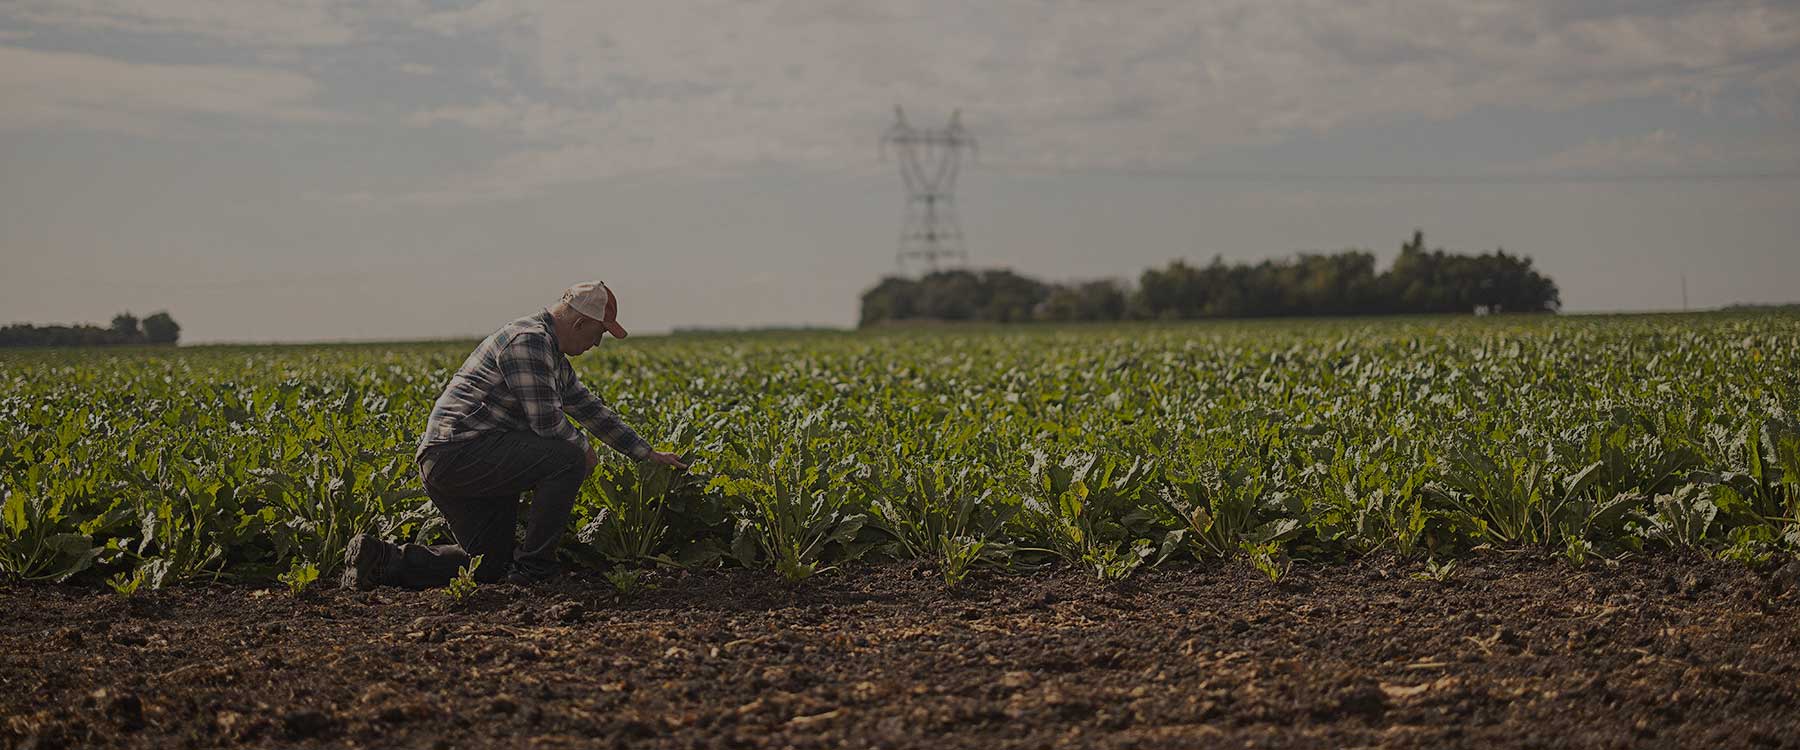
[417,310,652,461]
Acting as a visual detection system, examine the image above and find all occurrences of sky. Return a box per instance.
[1,1,1797,343]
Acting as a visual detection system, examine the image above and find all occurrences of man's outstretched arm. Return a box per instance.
[561,378,653,461]
[563,381,688,469]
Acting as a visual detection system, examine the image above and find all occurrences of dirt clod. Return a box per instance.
[281,709,334,740]
[93,689,144,731]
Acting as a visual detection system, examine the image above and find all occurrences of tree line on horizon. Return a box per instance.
[860,231,1561,326]
[0,311,181,348]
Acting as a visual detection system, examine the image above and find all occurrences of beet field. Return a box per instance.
[4,312,1799,748]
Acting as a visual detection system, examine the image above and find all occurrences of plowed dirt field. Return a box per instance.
[5,554,1799,749]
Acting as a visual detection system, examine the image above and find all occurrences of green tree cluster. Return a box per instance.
[1,311,180,347]
[860,231,1559,326]
[860,270,1050,324]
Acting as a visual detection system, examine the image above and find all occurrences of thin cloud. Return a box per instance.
[8,0,364,48]
[0,46,333,133]
[411,0,526,38]
[13,0,1792,202]
[380,0,1800,202]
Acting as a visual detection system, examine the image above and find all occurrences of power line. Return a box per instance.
[979,162,1800,185]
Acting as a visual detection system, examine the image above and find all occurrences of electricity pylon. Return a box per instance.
[881,107,976,273]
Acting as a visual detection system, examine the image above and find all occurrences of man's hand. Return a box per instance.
[584,443,600,472]
[646,451,689,471]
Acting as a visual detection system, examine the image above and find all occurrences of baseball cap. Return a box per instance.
[561,281,629,338]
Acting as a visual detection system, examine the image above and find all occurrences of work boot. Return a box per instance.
[501,561,558,586]
[339,534,394,590]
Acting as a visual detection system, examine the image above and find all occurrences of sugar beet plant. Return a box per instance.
[2,312,1798,588]
[708,409,874,582]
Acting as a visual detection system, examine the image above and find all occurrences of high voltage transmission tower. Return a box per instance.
[881,106,976,273]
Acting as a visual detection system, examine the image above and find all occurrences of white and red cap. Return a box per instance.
[561,281,628,338]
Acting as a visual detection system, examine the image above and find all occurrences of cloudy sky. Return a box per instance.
[2,1,1797,342]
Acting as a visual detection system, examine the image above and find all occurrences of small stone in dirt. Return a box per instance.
[546,600,585,624]
[16,733,60,750]
[490,695,519,715]
[1329,684,1389,720]
[1775,560,1800,585]
[612,717,657,738]
[281,709,335,739]
[215,711,246,736]
[1761,560,1800,600]
[849,681,880,702]
[1679,572,1709,598]
[1278,577,1314,593]
[93,688,144,730]
[1000,671,1036,690]
[1230,618,1251,634]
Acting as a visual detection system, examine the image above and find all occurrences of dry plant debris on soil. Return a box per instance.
[5,554,1800,749]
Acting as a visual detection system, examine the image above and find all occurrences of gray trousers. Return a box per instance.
[384,431,591,588]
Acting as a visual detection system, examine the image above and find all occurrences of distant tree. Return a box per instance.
[860,270,1049,326]
[0,311,180,347]
[110,312,142,342]
[142,312,181,345]
[1384,232,1559,314]
[917,271,983,321]
[859,277,921,326]
[857,230,1560,326]
[1,323,117,347]
[1038,280,1128,322]
[1134,259,1208,319]
[970,270,1049,322]
[1477,248,1561,313]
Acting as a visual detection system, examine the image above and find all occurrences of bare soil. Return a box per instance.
[5,553,1800,749]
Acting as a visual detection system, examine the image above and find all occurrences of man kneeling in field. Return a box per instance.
[341,281,687,589]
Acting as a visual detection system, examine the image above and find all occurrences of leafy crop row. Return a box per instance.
[2,312,1796,588]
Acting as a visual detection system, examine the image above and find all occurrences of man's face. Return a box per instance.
[565,317,606,355]
[562,290,625,356]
